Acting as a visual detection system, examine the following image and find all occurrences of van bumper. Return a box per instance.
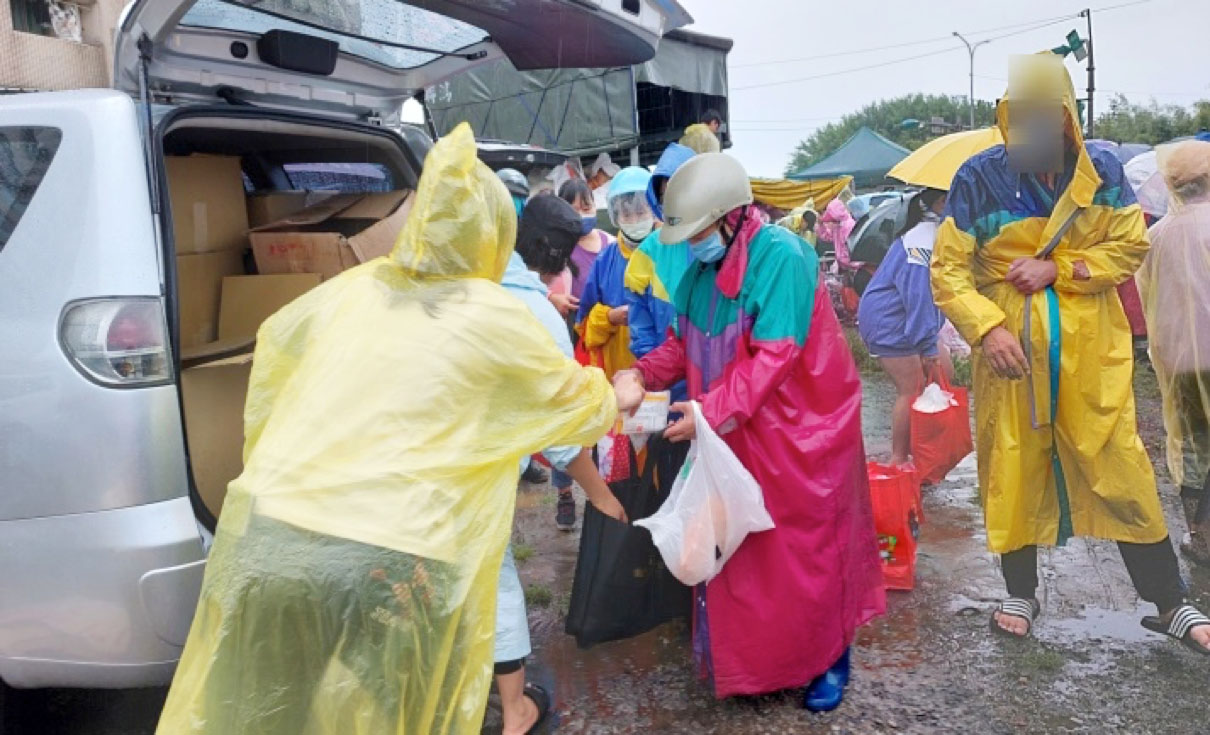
[0,497,205,689]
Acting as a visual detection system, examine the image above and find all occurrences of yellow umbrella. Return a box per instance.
[888,127,1004,191]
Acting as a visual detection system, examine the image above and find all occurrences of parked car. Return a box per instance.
[0,0,687,693]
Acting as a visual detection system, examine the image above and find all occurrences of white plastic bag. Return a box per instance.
[912,383,956,414]
[635,402,775,586]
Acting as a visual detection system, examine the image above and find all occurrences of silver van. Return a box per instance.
[0,0,688,693]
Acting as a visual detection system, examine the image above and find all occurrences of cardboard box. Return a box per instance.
[177,250,245,349]
[218,274,322,341]
[246,191,339,228]
[166,155,250,255]
[250,191,413,279]
[181,353,253,519]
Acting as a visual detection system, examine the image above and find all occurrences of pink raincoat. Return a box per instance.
[636,208,885,697]
[818,198,861,269]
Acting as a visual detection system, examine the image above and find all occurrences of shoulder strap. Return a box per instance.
[1037,207,1084,260]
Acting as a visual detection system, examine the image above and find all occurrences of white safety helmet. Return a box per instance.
[659,153,753,244]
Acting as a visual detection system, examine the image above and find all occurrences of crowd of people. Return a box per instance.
[155,58,1210,735]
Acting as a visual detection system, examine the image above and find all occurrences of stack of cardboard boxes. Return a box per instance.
[168,154,412,518]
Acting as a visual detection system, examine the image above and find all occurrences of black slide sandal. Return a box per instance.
[990,597,1040,638]
[523,682,553,734]
[1141,604,1210,656]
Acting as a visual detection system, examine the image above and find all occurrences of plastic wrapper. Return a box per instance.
[621,391,670,434]
[635,402,775,586]
[157,123,616,735]
[1138,140,1210,487]
[912,383,955,414]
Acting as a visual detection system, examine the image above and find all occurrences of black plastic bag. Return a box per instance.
[565,435,691,648]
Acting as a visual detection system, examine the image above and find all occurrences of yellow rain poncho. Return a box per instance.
[931,55,1167,553]
[680,123,721,154]
[158,124,616,735]
[1138,140,1210,489]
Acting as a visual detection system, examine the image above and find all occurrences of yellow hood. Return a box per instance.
[996,53,1101,225]
[391,122,517,282]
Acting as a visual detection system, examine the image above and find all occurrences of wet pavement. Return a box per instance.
[490,368,1209,735]
[4,370,1206,734]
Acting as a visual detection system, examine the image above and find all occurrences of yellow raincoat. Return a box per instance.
[157,124,616,734]
[1138,140,1210,488]
[680,123,721,154]
[931,55,1167,554]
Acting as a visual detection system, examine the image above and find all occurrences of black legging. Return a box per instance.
[1001,538,1186,613]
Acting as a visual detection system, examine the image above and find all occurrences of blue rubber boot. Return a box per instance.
[804,647,851,713]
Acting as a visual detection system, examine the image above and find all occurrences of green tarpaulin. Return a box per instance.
[789,127,910,189]
[424,29,731,159]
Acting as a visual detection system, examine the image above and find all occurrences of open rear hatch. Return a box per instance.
[115,0,692,123]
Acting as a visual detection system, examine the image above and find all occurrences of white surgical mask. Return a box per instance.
[619,217,655,243]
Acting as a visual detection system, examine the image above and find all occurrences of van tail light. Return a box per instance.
[60,298,172,387]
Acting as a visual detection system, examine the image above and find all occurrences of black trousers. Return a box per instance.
[1001,538,1186,613]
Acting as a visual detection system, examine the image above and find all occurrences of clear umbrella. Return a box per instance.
[1124,150,1167,218]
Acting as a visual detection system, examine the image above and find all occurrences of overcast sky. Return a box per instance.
[681,0,1210,177]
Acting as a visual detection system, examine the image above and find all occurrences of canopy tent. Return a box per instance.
[750,177,851,212]
[423,29,731,166]
[789,127,910,189]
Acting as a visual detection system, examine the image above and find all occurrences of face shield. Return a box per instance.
[609,191,655,243]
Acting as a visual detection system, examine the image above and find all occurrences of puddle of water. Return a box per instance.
[1039,601,1159,645]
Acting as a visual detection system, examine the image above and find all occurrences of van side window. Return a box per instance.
[0,126,62,252]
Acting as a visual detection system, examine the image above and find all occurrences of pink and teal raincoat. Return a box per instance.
[634,209,885,697]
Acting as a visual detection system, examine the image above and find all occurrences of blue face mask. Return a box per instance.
[513,196,525,219]
[690,230,726,263]
[580,215,598,236]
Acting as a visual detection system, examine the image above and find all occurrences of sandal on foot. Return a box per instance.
[1141,604,1210,656]
[990,597,1040,638]
[522,682,552,734]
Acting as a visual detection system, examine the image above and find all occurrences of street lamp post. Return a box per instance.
[953,31,990,129]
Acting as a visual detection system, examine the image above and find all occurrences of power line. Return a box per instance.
[733,46,961,92]
[973,73,1206,99]
[729,0,1152,73]
[731,115,848,123]
[731,16,1082,93]
[731,35,955,69]
[730,12,1078,70]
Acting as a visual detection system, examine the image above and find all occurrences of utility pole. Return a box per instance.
[953,31,990,129]
[1079,8,1095,137]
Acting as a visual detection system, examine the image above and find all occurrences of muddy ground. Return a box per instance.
[3,368,1205,735]
[490,366,1209,735]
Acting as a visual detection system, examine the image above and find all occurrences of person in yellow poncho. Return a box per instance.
[1138,140,1210,567]
[931,55,1210,654]
[156,123,620,734]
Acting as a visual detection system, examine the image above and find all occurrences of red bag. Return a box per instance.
[910,370,973,485]
[841,286,860,317]
[867,462,918,591]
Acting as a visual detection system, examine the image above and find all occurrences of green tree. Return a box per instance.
[1093,94,1210,144]
[784,94,996,175]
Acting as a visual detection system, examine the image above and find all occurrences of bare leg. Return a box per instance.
[880,355,925,466]
[496,667,539,735]
[935,340,956,383]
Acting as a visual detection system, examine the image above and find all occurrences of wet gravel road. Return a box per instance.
[4,369,1206,735]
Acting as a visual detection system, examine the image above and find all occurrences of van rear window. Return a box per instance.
[283,162,394,193]
[0,126,61,253]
